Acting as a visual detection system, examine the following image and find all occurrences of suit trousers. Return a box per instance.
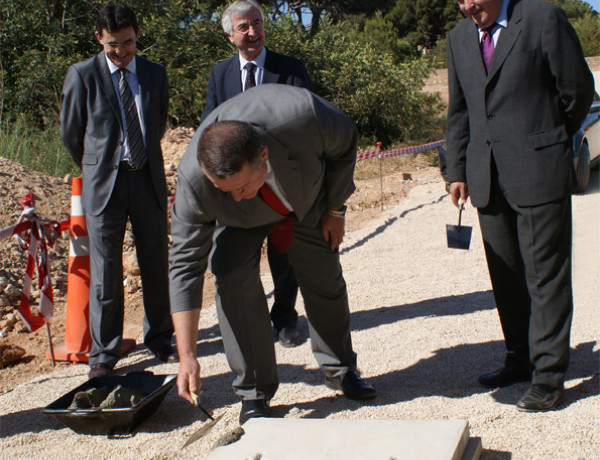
[210,218,357,400]
[477,163,573,388]
[266,239,299,331]
[86,166,173,367]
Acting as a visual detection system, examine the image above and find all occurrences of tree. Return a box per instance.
[386,0,462,52]
[571,13,600,57]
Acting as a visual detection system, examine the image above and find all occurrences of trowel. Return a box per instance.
[446,201,472,250]
[181,393,223,449]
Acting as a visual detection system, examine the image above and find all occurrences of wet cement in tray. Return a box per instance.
[68,385,145,409]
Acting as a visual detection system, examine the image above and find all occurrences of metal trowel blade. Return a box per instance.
[181,413,224,449]
[446,224,472,249]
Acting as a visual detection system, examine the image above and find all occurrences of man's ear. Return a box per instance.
[261,145,269,163]
[94,30,103,45]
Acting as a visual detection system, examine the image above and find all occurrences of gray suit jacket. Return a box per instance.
[445,0,594,207]
[61,53,169,216]
[169,84,357,313]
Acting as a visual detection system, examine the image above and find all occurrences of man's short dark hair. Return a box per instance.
[197,121,263,179]
[97,3,139,34]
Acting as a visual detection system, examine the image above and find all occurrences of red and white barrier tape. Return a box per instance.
[356,140,444,162]
[0,193,69,332]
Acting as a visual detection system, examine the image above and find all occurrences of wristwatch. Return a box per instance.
[327,205,347,218]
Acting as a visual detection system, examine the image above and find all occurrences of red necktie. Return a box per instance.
[259,183,293,254]
[480,25,495,74]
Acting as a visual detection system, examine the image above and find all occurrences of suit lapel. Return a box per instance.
[461,22,488,79]
[225,57,243,98]
[487,0,522,81]
[261,131,307,220]
[136,56,151,136]
[262,49,279,84]
[95,53,123,128]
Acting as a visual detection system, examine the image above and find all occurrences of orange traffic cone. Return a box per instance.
[48,177,92,362]
[48,178,137,363]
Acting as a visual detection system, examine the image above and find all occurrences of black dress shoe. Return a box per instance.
[150,345,179,363]
[478,366,530,388]
[88,363,112,379]
[278,327,301,348]
[517,384,563,412]
[239,399,271,425]
[325,370,376,400]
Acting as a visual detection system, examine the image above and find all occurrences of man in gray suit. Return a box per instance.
[169,84,376,424]
[201,0,313,348]
[61,3,176,379]
[446,0,593,411]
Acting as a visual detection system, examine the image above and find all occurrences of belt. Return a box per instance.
[118,162,140,171]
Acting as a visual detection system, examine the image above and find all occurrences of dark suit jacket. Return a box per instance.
[201,48,312,121]
[169,85,357,313]
[61,53,169,216]
[445,0,594,208]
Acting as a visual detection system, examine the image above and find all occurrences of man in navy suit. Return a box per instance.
[201,0,312,348]
[61,3,177,378]
[446,0,593,411]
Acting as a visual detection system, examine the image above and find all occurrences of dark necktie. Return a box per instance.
[480,26,496,74]
[243,62,256,91]
[259,183,293,253]
[118,68,147,169]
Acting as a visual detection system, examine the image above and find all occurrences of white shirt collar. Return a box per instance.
[238,47,267,70]
[105,54,138,76]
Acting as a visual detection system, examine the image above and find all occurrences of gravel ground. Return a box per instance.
[1,172,598,460]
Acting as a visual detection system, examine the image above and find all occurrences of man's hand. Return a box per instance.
[321,207,346,250]
[177,355,202,404]
[172,309,202,404]
[449,182,469,208]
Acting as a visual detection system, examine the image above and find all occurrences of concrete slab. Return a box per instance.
[207,418,481,460]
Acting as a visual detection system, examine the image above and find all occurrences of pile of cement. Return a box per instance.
[68,385,145,410]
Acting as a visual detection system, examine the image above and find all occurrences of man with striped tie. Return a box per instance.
[60,3,176,379]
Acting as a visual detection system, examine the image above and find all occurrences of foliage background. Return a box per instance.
[0,0,598,176]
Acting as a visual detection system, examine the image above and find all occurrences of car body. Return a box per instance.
[438,91,600,193]
[572,91,600,192]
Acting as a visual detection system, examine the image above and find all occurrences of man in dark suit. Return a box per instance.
[446,0,594,411]
[60,3,177,379]
[201,0,312,348]
[170,84,376,424]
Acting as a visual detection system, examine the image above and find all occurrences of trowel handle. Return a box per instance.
[457,201,465,227]
[191,392,214,421]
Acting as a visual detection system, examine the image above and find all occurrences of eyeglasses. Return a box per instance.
[235,19,263,35]
[102,39,136,50]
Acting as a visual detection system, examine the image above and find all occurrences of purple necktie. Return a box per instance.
[480,26,495,74]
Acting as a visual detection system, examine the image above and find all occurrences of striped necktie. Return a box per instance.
[118,68,147,169]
